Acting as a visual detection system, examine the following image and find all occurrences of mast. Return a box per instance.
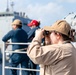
[6,0,9,12]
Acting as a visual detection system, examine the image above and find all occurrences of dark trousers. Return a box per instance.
[10,53,29,75]
[28,60,40,75]
[36,65,40,75]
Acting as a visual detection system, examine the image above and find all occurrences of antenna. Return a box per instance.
[6,0,9,12]
[11,1,14,12]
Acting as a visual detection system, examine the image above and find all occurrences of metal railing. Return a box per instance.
[2,42,40,75]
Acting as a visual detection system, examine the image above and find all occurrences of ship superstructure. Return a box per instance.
[63,12,76,30]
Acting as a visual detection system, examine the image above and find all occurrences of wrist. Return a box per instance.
[33,36,42,43]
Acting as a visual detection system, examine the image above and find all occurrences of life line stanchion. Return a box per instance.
[2,42,6,75]
[19,64,22,75]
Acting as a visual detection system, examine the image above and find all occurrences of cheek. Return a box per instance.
[50,34,54,42]
[12,25,16,29]
[50,34,55,40]
[50,34,57,43]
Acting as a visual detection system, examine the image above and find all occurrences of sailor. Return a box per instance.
[28,20,41,42]
[27,20,76,75]
[28,20,40,75]
[2,19,29,75]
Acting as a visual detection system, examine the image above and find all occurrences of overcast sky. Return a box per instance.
[0,0,76,27]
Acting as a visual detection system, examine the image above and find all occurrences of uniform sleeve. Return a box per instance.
[27,27,38,40]
[27,37,64,65]
[2,30,13,42]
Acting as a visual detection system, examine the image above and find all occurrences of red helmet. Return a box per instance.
[28,20,40,27]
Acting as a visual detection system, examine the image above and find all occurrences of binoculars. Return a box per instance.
[43,30,50,36]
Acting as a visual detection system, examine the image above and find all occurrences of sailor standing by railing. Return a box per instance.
[2,19,29,75]
[27,20,40,75]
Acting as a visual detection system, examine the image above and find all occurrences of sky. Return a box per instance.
[0,0,76,28]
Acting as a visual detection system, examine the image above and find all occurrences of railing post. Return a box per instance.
[2,42,6,75]
[19,64,22,75]
[2,42,40,75]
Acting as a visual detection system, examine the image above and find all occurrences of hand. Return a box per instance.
[35,28,44,39]
[5,41,9,49]
[44,36,51,45]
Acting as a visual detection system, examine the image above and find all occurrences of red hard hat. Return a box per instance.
[28,20,39,27]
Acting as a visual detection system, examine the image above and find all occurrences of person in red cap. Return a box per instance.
[28,20,40,75]
[28,20,40,41]
[28,20,40,29]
